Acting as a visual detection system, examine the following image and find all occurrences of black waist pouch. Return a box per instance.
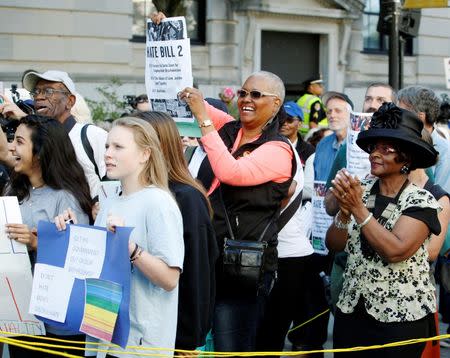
[223,238,268,292]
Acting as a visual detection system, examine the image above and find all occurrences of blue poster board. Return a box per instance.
[35,221,132,348]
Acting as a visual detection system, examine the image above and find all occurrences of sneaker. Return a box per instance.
[440,338,450,348]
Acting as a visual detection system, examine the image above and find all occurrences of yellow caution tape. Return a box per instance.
[2,329,449,357]
[287,308,330,334]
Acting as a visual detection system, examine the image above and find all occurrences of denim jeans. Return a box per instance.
[212,273,272,352]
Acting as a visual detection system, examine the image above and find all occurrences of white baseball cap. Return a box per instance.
[23,70,76,94]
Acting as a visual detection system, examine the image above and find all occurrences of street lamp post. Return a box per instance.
[388,0,401,91]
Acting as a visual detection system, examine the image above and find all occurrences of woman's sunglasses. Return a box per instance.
[236,89,279,100]
[367,143,397,155]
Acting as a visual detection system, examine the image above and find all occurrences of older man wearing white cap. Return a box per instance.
[0,70,107,199]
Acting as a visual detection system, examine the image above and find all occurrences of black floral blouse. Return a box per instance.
[337,178,442,323]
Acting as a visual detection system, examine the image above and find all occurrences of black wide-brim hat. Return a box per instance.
[356,103,438,169]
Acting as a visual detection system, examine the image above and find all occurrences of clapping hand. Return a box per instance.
[330,169,364,216]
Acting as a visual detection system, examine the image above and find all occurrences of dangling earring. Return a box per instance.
[400,165,409,174]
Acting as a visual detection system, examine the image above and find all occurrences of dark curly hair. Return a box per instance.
[4,115,93,220]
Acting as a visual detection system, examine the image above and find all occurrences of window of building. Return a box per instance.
[131,0,205,44]
[363,0,413,55]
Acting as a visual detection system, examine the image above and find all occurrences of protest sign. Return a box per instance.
[145,16,194,122]
[0,196,45,336]
[311,182,333,255]
[30,264,74,323]
[445,57,450,90]
[30,222,133,347]
[346,112,373,180]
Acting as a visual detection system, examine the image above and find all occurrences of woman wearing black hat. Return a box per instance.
[326,103,442,357]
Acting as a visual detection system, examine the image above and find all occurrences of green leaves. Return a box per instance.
[85,77,127,123]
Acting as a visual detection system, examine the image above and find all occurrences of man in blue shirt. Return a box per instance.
[287,92,353,355]
[313,92,353,181]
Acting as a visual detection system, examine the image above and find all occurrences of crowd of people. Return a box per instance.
[0,18,450,358]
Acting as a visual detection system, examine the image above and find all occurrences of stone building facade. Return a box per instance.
[0,0,449,109]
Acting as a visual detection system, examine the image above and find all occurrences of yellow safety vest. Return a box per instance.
[296,94,328,134]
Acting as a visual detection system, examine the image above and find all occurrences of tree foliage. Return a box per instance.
[153,0,186,17]
[85,77,127,123]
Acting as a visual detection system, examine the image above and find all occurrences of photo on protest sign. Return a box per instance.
[346,112,373,180]
[349,112,372,132]
[151,98,192,118]
[147,16,187,42]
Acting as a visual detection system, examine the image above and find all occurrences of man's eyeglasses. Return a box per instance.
[367,143,397,155]
[30,88,70,99]
[236,89,279,100]
[285,116,300,124]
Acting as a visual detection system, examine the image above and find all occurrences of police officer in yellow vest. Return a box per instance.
[297,76,328,135]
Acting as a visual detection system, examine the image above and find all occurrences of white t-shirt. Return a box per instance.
[188,146,207,178]
[277,144,314,258]
[68,123,108,199]
[95,186,184,357]
[302,153,315,201]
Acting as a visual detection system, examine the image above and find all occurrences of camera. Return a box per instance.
[124,95,137,109]
[124,94,149,110]
[11,84,34,114]
[0,117,19,142]
[0,84,33,142]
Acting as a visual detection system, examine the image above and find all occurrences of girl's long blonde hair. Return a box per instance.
[132,111,213,216]
[112,117,169,191]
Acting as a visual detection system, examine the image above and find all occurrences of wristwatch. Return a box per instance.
[199,119,213,128]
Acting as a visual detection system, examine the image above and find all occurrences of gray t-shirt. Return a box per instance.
[20,185,89,336]
[20,186,89,228]
[95,186,184,357]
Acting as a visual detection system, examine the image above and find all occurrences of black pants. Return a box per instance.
[436,256,450,329]
[8,333,86,357]
[333,300,432,358]
[256,254,329,357]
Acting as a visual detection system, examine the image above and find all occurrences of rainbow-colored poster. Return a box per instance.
[80,279,122,341]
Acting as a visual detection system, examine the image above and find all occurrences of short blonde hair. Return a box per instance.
[112,117,169,191]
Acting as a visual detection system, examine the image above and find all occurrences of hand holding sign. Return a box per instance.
[145,14,193,120]
[54,207,79,231]
[149,11,166,25]
[178,87,208,122]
